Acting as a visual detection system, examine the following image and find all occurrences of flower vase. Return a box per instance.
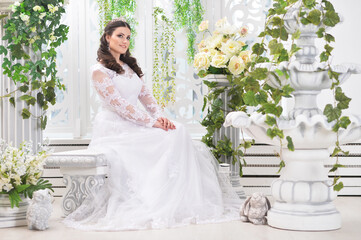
[0,194,29,228]
[206,74,229,85]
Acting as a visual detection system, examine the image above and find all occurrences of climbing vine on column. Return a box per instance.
[0,0,69,129]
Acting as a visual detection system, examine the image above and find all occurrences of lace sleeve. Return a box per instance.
[138,77,164,119]
[92,69,157,128]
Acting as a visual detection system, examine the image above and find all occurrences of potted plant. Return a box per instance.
[193,17,253,168]
[0,139,53,228]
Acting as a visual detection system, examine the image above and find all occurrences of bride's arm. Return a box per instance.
[92,70,157,128]
[138,76,164,119]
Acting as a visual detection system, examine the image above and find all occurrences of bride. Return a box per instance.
[63,18,242,231]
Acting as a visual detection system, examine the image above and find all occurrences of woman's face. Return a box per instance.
[106,26,131,55]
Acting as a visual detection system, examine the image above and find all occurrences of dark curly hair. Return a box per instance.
[97,20,143,78]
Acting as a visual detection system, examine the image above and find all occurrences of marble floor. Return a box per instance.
[1,197,360,240]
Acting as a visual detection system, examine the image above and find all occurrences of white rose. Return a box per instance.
[219,25,238,35]
[228,56,245,75]
[215,17,227,28]
[207,34,223,49]
[20,13,30,22]
[33,5,41,12]
[194,52,210,71]
[198,20,209,32]
[211,52,229,68]
[220,39,241,56]
[197,40,207,52]
[239,50,251,63]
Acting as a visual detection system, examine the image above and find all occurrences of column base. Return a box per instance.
[268,202,341,231]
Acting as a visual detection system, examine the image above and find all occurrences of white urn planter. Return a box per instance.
[224,3,361,231]
[0,194,29,228]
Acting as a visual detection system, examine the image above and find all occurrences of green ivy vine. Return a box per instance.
[152,7,176,108]
[173,0,204,63]
[97,0,137,50]
[0,0,69,130]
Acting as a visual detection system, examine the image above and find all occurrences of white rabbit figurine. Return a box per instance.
[240,192,271,225]
[27,189,53,230]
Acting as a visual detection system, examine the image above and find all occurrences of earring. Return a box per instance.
[107,42,110,51]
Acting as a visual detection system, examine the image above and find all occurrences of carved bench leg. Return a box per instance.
[60,167,107,216]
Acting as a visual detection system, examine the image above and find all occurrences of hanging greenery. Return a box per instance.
[0,0,69,129]
[97,0,137,50]
[152,7,176,108]
[173,0,204,63]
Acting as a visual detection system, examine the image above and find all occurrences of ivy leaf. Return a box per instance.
[0,45,8,55]
[323,104,341,122]
[280,27,288,41]
[316,27,325,38]
[323,11,340,27]
[252,43,265,56]
[268,39,284,55]
[325,44,333,55]
[335,87,351,110]
[21,108,31,119]
[303,0,316,9]
[320,51,329,62]
[41,115,47,130]
[307,9,321,25]
[325,33,335,42]
[333,181,344,192]
[339,116,351,129]
[265,115,277,126]
[243,91,258,106]
[286,136,294,151]
[292,29,301,40]
[251,68,268,80]
[19,85,29,92]
[9,97,15,107]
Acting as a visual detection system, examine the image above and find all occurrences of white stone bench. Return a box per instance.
[45,149,108,216]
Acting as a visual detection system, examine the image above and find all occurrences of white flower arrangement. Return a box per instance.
[0,139,53,208]
[194,17,252,77]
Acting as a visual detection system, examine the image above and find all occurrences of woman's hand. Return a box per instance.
[152,117,176,131]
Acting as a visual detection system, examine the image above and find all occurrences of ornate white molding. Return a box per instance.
[45,150,108,216]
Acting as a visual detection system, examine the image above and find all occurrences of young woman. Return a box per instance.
[63,18,242,231]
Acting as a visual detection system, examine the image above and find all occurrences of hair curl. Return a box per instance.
[97,20,143,78]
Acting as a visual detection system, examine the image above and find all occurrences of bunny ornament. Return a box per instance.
[240,192,271,225]
[27,189,53,230]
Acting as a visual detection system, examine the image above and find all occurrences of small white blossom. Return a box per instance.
[20,13,30,22]
[39,12,46,20]
[33,5,41,12]
[48,4,58,14]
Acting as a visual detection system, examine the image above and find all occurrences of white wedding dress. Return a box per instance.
[63,63,242,231]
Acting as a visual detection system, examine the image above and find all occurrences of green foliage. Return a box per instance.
[3,179,53,208]
[173,0,204,63]
[152,7,176,108]
[97,0,137,50]
[0,1,68,129]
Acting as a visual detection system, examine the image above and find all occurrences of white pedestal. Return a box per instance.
[267,149,341,231]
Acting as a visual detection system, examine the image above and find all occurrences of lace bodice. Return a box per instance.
[91,63,163,127]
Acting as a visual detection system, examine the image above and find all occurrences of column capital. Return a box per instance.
[0,0,17,13]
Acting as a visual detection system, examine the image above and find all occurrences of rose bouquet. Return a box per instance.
[0,139,53,208]
[194,17,252,77]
